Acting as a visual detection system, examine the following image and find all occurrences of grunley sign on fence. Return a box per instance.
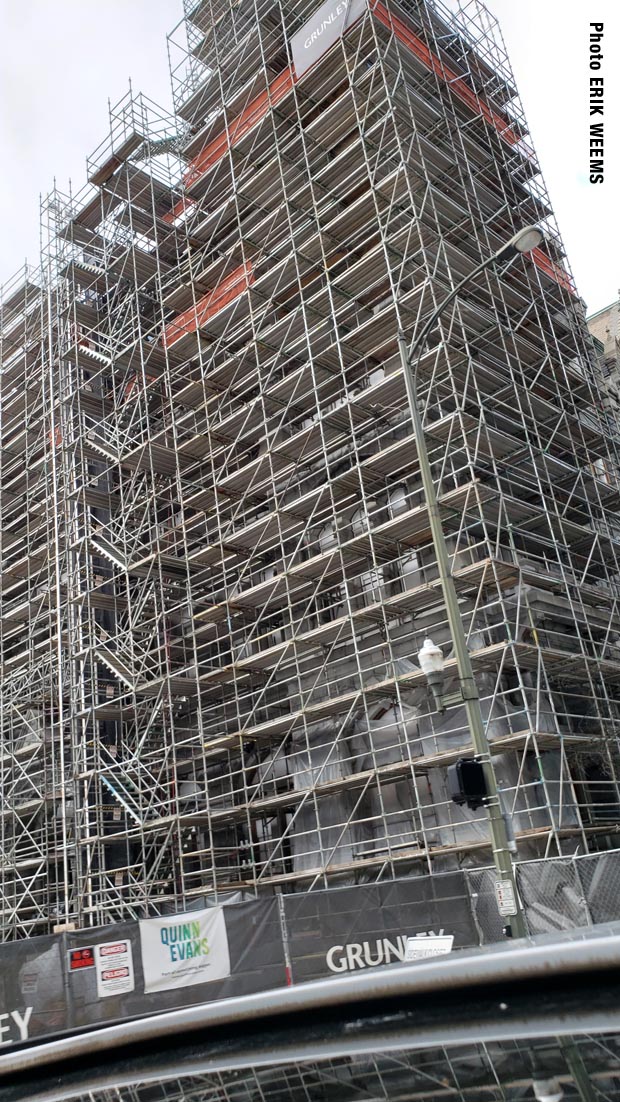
[291,0,368,78]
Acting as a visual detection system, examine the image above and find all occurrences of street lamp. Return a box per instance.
[417,637,445,712]
[502,225,545,257]
[400,225,543,938]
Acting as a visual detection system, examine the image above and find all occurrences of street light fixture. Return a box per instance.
[502,225,545,258]
[400,225,543,938]
[417,638,445,712]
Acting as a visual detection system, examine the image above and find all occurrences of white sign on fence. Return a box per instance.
[95,939,135,999]
[140,907,231,994]
[405,934,454,961]
[495,879,518,916]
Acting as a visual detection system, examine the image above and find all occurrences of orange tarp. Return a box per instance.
[163,66,297,225]
[529,246,576,295]
[185,67,295,189]
[373,2,526,149]
[122,372,157,401]
[373,2,576,295]
[162,261,255,349]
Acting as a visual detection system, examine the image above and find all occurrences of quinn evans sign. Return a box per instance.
[291,0,367,78]
[140,907,230,994]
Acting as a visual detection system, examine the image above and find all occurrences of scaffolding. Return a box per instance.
[2,0,620,939]
[17,1037,620,1102]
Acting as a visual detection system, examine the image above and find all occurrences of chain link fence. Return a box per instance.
[465,849,620,941]
[571,850,620,924]
[462,867,505,944]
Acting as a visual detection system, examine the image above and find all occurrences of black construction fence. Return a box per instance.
[0,852,618,1049]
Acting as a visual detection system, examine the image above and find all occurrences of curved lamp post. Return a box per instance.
[400,226,544,938]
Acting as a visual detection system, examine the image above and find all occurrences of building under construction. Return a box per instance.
[2,0,620,940]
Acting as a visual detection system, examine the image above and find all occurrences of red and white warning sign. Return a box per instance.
[68,947,95,972]
[95,940,135,998]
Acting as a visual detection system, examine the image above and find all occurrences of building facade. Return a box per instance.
[588,297,620,421]
[1,0,620,939]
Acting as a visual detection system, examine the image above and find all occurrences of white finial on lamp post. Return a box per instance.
[417,638,445,712]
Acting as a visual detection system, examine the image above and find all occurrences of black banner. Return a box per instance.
[0,898,286,1047]
[283,873,478,982]
[0,874,479,1048]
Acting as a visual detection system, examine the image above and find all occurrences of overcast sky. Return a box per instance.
[0,0,617,315]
